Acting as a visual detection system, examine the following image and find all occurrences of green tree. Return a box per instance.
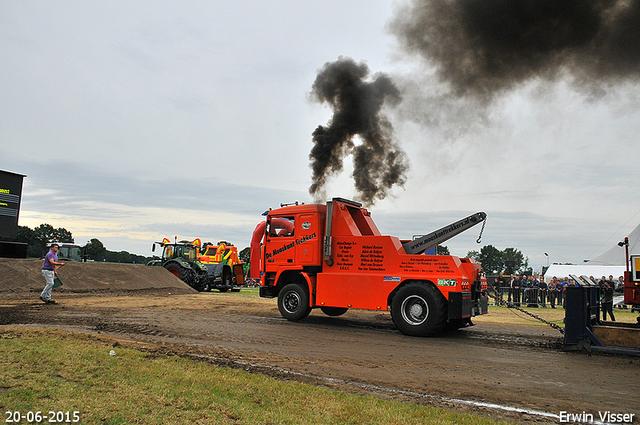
[467,245,503,274]
[435,245,450,255]
[502,247,528,275]
[239,247,250,263]
[32,224,55,256]
[30,224,74,257]
[84,238,106,260]
[467,250,479,261]
[6,224,73,258]
[14,226,40,257]
[479,245,503,274]
[14,226,35,244]
[53,227,74,244]
[468,245,528,275]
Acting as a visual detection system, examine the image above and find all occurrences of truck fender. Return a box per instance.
[387,279,445,308]
[300,272,316,306]
[166,258,193,272]
[388,279,448,336]
[274,270,314,308]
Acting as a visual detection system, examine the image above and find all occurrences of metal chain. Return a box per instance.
[486,291,565,334]
[476,216,487,244]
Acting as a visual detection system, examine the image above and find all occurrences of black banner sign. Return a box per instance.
[0,170,26,239]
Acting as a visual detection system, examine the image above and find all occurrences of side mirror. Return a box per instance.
[152,243,156,253]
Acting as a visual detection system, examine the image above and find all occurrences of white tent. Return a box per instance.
[587,222,640,266]
[542,264,624,283]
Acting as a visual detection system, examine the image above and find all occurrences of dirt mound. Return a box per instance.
[0,258,196,297]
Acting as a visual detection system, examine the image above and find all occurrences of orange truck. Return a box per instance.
[250,198,488,336]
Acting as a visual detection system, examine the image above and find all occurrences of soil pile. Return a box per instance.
[0,258,195,297]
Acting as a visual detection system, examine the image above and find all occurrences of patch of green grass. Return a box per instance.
[477,304,638,326]
[1,329,509,425]
[234,286,261,296]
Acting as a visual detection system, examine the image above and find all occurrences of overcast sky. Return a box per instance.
[2,1,640,271]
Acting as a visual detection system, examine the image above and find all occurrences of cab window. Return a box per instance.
[269,217,295,237]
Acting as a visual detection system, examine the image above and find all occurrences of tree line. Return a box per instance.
[82,238,151,264]
[2,224,151,264]
[466,245,529,275]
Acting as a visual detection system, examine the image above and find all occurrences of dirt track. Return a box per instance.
[2,289,638,425]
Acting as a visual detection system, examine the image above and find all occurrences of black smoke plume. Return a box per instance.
[309,57,408,205]
[389,0,640,99]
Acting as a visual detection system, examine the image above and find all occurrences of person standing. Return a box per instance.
[513,275,522,306]
[601,281,616,321]
[598,276,608,288]
[506,273,513,303]
[40,243,65,304]
[548,277,559,308]
[529,275,540,305]
[538,277,548,308]
[522,275,531,304]
[560,277,570,307]
[497,272,508,302]
[615,276,624,293]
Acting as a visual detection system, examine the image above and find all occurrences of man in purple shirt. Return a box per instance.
[41,243,66,304]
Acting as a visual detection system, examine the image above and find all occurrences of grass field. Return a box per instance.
[1,328,510,425]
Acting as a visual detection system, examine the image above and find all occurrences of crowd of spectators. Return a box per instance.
[490,273,626,317]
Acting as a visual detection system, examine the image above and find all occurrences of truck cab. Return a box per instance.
[264,204,324,268]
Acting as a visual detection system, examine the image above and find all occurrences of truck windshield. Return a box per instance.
[163,245,174,259]
[58,245,82,262]
[269,217,295,237]
[182,246,197,260]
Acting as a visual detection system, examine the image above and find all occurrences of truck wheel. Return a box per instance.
[218,271,232,292]
[278,283,312,321]
[391,282,446,336]
[320,306,349,317]
[183,270,198,291]
[164,262,197,289]
[164,263,182,279]
[198,270,210,292]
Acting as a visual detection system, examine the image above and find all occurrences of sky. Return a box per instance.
[2,1,640,272]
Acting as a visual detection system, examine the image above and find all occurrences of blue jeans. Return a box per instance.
[41,269,55,300]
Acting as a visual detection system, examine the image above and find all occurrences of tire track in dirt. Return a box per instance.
[1,292,638,425]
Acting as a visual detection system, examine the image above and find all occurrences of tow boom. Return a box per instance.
[402,212,487,255]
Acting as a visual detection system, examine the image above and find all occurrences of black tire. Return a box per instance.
[164,262,182,279]
[391,282,446,336]
[218,270,232,292]
[183,270,198,290]
[278,283,312,321]
[197,270,210,292]
[164,262,197,290]
[320,306,349,317]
